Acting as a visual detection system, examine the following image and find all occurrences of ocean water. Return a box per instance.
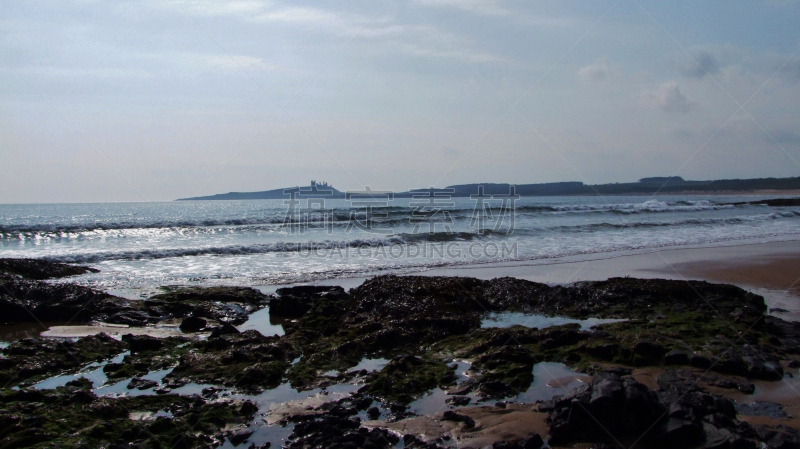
[2,195,800,296]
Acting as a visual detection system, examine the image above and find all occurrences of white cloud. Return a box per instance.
[197,54,282,72]
[412,0,573,25]
[171,0,268,17]
[642,81,697,113]
[413,0,510,16]
[578,58,619,82]
[250,5,401,37]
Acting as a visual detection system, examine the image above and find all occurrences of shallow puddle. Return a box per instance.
[32,351,128,390]
[481,312,626,331]
[0,322,71,343]
[224,382,363,448]
[348,357,389,373]
[236,307,291,337]
[408,360,477,415]
[516,362,590,404]
[94,368,174,396]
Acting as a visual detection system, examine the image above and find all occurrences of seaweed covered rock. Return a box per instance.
[470,345,537,398]
[365,356,457,404]
[0,384,257,448]
[104,336,192,381]
[146,286,270,324]
[0,333,126,387]
[0,275,140,325]
[164,330,297,392]
[538,277,766,323]
[270,285,348,318]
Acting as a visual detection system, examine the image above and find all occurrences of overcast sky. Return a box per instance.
[2,0,800,203]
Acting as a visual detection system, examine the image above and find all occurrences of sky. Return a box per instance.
[1,0,800,203]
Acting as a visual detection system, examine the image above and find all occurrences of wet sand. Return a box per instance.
[39,324,203,339]
[366,404,550,448]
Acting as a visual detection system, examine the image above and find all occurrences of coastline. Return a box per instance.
[3,244,800,447]
[303,237,800,294]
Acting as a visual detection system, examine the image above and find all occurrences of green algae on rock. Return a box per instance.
[0,333,126,387]
[0,382,257,448]
[364,355,457,404]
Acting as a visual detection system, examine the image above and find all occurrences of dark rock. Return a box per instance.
[127,377,158,390]
[0,334,126,387]
[106,310,159,326]
[716,349,748,376]
[122,334,164,353]
[445,396,471,407]
[0,275,137,325]
[547,371,665,446]
[209,323,240,338]
[633,340,667,364]
[705,375,755,395]
[179,316,207,333]
[65,377,92,389]
[657,418,704,448]
[68,390,96,404]
[229,429,254,445]
[754,425,800,449]
[365,356,456,404]
[0,386,259,448]
[367,406,381,419]
[520,434,544,449]
[240,400,259,417]
[271,285,347,318]
[691,354,713,369]
[665,349,690,365]
[147,286,269,324]
[744,355,784,381]
[735,401,787,419]
[0,258,98,279]
[702,423,734,449]
[441,411,475,429]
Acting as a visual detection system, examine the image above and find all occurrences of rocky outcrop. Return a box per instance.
[0,382,257,448]
[270,285,347,317]
[544,371,663,445]
[0,275,137,324]
[365,355,457,404]
[0,333,126,386]
[163,330,297,392]
[0,272,269,326]
[0,258,98,280]
[544,369,764,448]
[145,286,270,325]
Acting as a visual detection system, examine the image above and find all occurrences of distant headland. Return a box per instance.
[175,176,800,201]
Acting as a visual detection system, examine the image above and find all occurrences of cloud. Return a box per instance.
[578,58,618,82]
[197,54,283,72]
[171,0,268,17]
[677,51,720,78]
[643,81,696,113]
[413,0,510,16]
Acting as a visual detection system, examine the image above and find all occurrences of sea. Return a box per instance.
[2,194,800,298]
